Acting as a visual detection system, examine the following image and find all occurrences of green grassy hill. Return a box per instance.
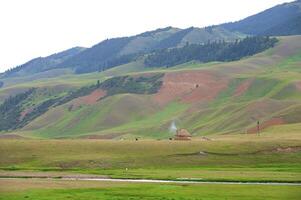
[0,35,299,139]
[2,47,86,78]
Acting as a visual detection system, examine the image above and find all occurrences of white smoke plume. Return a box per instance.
[169,120,177,133]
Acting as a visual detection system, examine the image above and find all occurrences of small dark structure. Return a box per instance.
[175,129,192,140]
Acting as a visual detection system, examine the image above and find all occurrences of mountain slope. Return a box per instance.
[2,47,86,78]
[2,1,300,80]
[2,35,299,139]
[263,15,301,36]
[220,0,301,36]
[1,26,244,78]
[1,1,301,139]
[59,26,244,74]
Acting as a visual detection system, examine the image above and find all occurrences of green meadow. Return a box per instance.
[1,131,301,182]
[1,179,300,200]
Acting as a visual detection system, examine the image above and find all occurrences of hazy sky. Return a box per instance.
[0,0,293,72]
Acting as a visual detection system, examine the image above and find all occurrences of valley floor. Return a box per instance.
[0,132,301,199]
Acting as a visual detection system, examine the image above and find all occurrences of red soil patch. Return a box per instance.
[247,118,285,134]
[234,79,253,97]
[153,71,229,105]
[71,89,106,109]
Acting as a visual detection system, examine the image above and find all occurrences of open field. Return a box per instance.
[1,132,301,183]
[0,178,300,200]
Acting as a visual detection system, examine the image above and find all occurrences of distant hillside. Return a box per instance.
[155,26,244,49]
[59,26,243,74]
[178,26,244,46]
[0,36,300,139]
[3,47,86,78]
[57,27,182,74]
[263,15,301,36]
[220,0,301,36]
[58,37,134,74]
[2,26,243,77]
[2,0,300,81]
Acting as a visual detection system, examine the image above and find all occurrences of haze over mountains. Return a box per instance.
[0,1,301,139]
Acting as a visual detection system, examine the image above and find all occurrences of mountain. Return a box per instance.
[1,1,301,139]
[48,27,181,74]
[59,26,243,74]
[263,15,301,36]
[1,26,244,78]
[1,35,301,139]
[2,1,300,79]
[220,0,301,36]
[3,47,86,78]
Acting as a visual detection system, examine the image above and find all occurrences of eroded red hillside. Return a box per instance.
[153,70,229,105]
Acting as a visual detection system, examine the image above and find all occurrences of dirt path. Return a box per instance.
[1,177,300,186]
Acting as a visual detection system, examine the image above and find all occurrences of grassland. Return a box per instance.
[1,131,300,199]
[1,178,300,200]
[1,132,300,182]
